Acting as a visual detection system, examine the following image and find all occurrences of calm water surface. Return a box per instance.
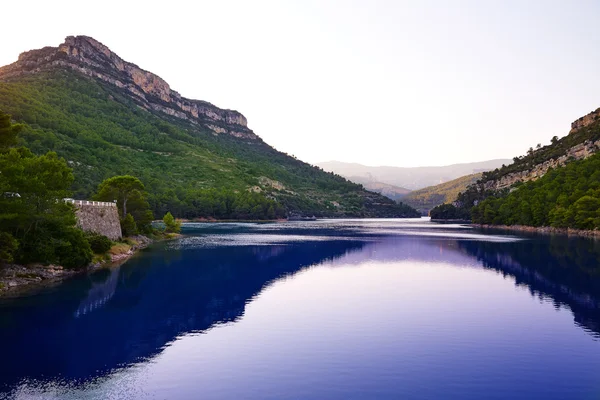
[1,218,600,399]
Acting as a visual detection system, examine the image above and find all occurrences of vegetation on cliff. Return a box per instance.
[471,153,600,229]
[431,114,600,227]
[0,69,418,218]
[479,114,600,183]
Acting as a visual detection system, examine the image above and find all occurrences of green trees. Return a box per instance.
[471,153,600,230]
[163,212,181,233]
[94,175,154,235]
[95,175,145,218]
[120,214,137,237]
[0,110,92,268]
[429,203,470,220]
[0,69,418,218]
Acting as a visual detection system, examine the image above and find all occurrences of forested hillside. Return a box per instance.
[402,173,481,214]
[472,153,600,229]
[0,37,419,219]
[430,109,600,227]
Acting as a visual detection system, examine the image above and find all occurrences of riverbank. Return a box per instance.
[0,233,179,297]
[479,224,600,239]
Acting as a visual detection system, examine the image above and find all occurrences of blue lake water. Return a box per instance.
[1,218,600,399]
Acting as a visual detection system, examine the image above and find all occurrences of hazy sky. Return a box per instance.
[3,0,600,167]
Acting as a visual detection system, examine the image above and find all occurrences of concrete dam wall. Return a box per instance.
[70,200,122,240]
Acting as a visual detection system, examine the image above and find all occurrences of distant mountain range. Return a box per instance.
[317,159,511,192]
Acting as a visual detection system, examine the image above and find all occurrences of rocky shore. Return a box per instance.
[479,224,600,239]
[0,235,155,297]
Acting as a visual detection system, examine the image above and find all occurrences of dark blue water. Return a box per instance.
[1,219,600,399]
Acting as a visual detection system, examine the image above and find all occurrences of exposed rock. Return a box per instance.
[0,36,256,139]
[259,176,286,191]
[570,108,600,134]
[484,139,600,191]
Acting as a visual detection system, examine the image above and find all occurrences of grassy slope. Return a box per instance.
[0,69,417,217]
[402,173,482,213]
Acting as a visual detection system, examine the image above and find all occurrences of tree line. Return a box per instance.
[430,152,600,230]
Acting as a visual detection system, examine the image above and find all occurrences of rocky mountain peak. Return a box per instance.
[570,107,600,134]
[1,36,254,139]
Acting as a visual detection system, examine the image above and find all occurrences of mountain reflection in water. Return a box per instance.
[0,220,599,396]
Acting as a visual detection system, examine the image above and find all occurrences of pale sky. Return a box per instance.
[3,0,600,167]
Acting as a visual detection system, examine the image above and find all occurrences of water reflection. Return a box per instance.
[458,235,600,338]
[0,221,599,395]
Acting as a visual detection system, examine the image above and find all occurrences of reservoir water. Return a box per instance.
[1,219,599,399]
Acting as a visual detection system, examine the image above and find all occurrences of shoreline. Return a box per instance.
[0,233,179,298]
[478,224,600,239]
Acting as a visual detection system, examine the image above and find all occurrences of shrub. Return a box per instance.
[120,213,137,237]
[54,228,93,269]
[163,212,181,233]
[0,232,18,264]
[84,232,113,254]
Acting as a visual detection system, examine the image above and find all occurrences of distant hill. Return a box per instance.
[317,159,511,191]
[402,173,482,215]
[346,176,411,201]
[0,35,420,219]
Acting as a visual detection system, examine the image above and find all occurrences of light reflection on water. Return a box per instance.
[1,219,600,399]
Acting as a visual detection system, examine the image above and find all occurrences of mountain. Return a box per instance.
[432,107,600,226]
[0,36,419,218]
[344,176,411,201]
[317,159,511,190]
[402,173,482,215]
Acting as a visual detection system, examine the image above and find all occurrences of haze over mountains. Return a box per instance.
[317,159,511,191]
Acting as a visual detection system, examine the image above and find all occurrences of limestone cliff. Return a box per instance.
[0,36,255,139]
[484,139,600,191]
[570,108,600,134]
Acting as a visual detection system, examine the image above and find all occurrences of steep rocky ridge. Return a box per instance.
[570,107,600,134]
[484,139,600,191]
[0,36,254,139]
[0,36,419,218]
[478,109,600,191]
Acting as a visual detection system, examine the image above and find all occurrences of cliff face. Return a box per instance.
[484,139,600,191]
[570,108,600,134]
[0,36,255,139]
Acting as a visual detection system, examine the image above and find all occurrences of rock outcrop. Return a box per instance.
[484,139,600,191]
[570,108,600,134]
[0,36,256,139]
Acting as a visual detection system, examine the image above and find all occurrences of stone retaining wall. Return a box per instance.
[73,201,122,240]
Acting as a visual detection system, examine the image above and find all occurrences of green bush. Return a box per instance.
[0,232,18,264]
[120,213,137,237]
[54,228,93,269]
[85,232,113,254]
[163,211,181,233]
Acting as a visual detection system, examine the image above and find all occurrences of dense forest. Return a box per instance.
[0,110,94,268]
[471,153,600,229]
[0,70,419,218]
